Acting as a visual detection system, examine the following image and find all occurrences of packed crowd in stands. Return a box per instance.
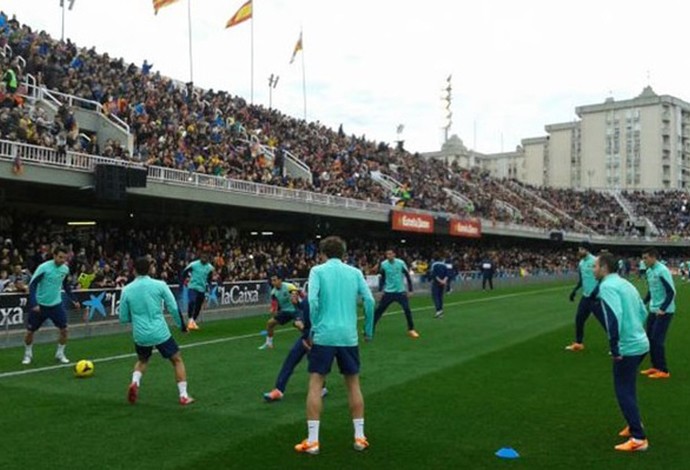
[514,183,633,236]
[0,210,581,293]
[3,11,690,239]
[0,11,598,229]
[622,190,690,238]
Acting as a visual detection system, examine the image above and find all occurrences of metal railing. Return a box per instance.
[507,180,596,234]
[1,45,26,70]
[283,148,313,183]
[371,171,402,192]
[23,73,38,101]
[0,139,141,171]
[0,140,627,240]
[494,199,522,218]
[534,207,559,223]
[146,163,390,212]
[2,139,690,244]
[36,85,61,111]
[443,187,474,207]
[238,138,313,184]
[40,87,130,134]
[610,189,636,219]
[0,140,385,212]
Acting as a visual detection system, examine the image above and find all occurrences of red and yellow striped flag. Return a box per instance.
[153,0,180,15]
[289,32,303,64]
[226,0,252,28]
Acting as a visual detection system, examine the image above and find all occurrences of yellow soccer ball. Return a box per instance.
[74,359,95,378]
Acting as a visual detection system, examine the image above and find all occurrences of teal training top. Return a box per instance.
[379,258,411,293]
[598,273,650,357]
[308,259,375,346]
[579,253,598,296]
[30,260,70,307]
[119,275,183,346]
[185,260,214,292]
[271,282,297,314]
[646,261,676,314]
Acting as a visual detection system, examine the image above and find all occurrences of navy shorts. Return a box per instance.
[274,312,299,325]
[135,336,180,361]
[27,304,68,331]
[188,289,205,303]
[308,344,360,376]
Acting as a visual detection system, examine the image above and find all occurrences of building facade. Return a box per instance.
[425,87,690,190]
[524,86,690,189]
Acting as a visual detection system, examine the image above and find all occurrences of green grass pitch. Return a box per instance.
[0,280,687,469]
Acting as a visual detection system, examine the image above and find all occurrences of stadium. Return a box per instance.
[1,2,688,469]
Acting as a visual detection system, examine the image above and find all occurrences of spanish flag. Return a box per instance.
[226,0,252,28]
[153,0,180,15]
[289,32,303,64]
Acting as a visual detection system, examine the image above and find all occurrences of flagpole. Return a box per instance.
[61,1,65,41]
[301,30,306,120]
[250,4,254,104]
[187,0,194,83]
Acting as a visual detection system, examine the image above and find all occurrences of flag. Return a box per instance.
[289,32,303,64]
[153,0,180,15]
[225,0,252,28]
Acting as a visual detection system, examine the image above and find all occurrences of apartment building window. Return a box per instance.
[613,128,620,153]
[605,113,622,187]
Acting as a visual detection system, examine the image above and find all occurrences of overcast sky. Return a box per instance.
[4,0,690,154]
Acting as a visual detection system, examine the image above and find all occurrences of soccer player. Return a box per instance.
[481,256,495,290]
[565,241,605,351]
[640,248,676,379]
[22,246,80,365]
[294,236,375,455]
[429,252,449,319]
[594,252,649,452]
[263,285,328,402]
[373,249,419,338]
[119,257,194,406]
[181,253,214,330]
[259,274,302,349]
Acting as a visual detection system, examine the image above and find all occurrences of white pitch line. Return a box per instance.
[0,285,567,380]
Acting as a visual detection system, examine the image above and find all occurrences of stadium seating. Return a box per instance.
[0,210,579,291]
[2,11,690,239]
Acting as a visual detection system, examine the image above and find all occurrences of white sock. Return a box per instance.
[266,336,274,345]
[132,371,142,386]
[56,344,66,356]
[24,344,33,356]
[353,418,365,439]
[177,381,188,398]
[307,420,320,443]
